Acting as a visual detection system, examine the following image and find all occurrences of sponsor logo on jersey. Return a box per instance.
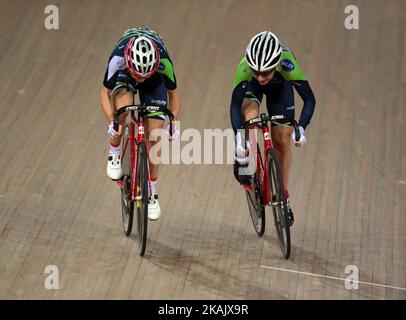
[158,62,165,70]
[150,99,167,106]
[264,132,271,140]
[281,59,295,72]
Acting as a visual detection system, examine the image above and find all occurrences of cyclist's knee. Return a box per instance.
[272,129,291,150]
[145,118,165,142]
[113,88,132,100]
[113,90,133,112]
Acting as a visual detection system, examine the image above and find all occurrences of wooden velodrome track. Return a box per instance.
[0,0,405,300]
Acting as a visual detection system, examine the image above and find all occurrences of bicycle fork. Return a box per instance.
[131,121,146,202]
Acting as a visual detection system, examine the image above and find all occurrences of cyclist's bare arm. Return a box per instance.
[168,88,180,121]
[100,86,114,122]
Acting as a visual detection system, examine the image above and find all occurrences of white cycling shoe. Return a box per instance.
[148,194,161,220]
[106,151,123,180]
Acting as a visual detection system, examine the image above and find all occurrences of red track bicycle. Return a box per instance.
[112,89,174,257]
[241,114,300,259]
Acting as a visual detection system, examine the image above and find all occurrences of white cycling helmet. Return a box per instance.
[245,31,282,72]
[124,36,160,78]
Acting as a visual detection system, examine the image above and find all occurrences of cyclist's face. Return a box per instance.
[134,77,146,83]
[129,70,148,83]
[131,73,147,83]
[252,67,276,85]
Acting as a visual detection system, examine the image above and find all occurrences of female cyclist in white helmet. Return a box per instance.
[245,31,283,72]
[230,30,316,226]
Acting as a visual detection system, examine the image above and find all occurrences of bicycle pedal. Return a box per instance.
[135,197,142,209]
[116,180,124,188]
[242,183,253,193]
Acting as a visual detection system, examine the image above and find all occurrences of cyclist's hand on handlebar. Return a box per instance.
[164,123,180,141]
[108,121,122,139]
[291,126,307,147]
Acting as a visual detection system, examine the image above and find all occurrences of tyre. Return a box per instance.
[136,141,149,256]
[121,123,134,236]
[246,174,266,237]
[246,147,265,237]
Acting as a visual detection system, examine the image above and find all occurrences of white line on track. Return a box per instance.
[261,265,406,291]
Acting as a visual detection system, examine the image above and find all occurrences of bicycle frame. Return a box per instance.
[243,113,299,207]
[112,88,175,203]
[116,113,147,201]
[246,121,273,206]
[113,88,146,202]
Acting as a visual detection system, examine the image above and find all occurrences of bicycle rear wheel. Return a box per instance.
[136,141,149,256]
[268,149,291,259]
[121,123,134,236]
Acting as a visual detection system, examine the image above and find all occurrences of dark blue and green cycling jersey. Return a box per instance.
[102,27,177,91]
[230,47,316,132]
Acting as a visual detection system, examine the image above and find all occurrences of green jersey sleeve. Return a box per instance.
[157,58,177,90]
[232,58,253,90]
[277,48,308,81]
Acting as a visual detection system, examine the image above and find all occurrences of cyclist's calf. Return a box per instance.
[271,126,292,188]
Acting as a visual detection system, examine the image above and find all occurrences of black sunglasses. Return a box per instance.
[252,68,276,77]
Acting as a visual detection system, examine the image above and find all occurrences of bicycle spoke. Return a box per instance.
[121,123,134,236]
[246,146,265,237]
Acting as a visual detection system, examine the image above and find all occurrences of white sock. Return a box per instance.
[149,179,157,195]
[109,144,120,154]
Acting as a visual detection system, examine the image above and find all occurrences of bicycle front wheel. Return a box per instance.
[246,170,266,237]
[121,179,134,236]
[121,123,134,236]
[136,141,149,256]
[268,149,291,259]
